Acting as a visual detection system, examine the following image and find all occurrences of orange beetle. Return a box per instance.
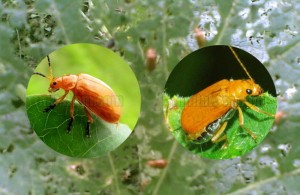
[33,56,121,137]
[181,47,274,146]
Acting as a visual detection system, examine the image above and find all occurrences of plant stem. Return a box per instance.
[152,140,178,195]
[108,153,120,195]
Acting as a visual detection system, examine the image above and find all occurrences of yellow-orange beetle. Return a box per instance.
[33,56,121,137]
[181,47,274,146]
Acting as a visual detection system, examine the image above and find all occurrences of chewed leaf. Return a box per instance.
[26,95,131,158]
[164,93,277,159]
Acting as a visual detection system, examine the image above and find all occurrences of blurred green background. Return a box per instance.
[27,44,140,129]
[0,0,299,194]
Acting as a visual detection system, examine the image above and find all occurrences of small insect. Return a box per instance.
[146,159,168,169]
[181,47,274,147]
[146,48,157,72]
[194,27,206,48]
[33,56,121,137]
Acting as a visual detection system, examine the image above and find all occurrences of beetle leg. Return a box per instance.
[237,106,257,140]
[114,122,119,129]
[84,107,94,138]
[220,136,229,149]
[211,121,228,143]
[44,91,69,112]
[211,122,229,149]
[243,100,274,117]
[212,134,227,143]
[212,134,228,149]
[67,95,76,133]
[214,135,228,149]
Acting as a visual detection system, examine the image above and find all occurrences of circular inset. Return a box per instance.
[164,45,277,159]
[26,43,141,158]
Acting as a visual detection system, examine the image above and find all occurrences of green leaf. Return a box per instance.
[164,93,277,159]
[26,95,131,158]
[212,0,245,45]
[47,0,92,43]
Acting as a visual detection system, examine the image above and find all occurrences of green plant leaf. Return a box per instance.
[26,95,131,158]
[164,93,277,159]
[47,0,92,43]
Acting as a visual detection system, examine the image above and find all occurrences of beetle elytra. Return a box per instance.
[180,47,275,148]
[33,56,121,137]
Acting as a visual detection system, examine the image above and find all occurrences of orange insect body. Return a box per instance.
[51,74,121,123]
[180,47,274,144]
[34,56,121,137]
[181,79,262,139]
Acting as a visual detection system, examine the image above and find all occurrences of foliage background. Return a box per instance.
[0,0,299,194]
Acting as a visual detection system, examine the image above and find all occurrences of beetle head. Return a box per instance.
[241,80,263,97]
[48,77,62,92]
[229,79,263,101]
[33,56,77,93]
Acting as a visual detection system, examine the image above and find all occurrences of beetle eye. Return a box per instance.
[53,81,57,85]
[246,89,252,95]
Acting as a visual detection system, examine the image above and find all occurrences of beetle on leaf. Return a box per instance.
[33,56,121,137]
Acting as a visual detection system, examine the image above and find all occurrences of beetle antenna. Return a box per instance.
[47,55,53,80]
[33,72,47,78]
[32,72,51,80]
[229,47,254,81]
[32,55,53,80]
